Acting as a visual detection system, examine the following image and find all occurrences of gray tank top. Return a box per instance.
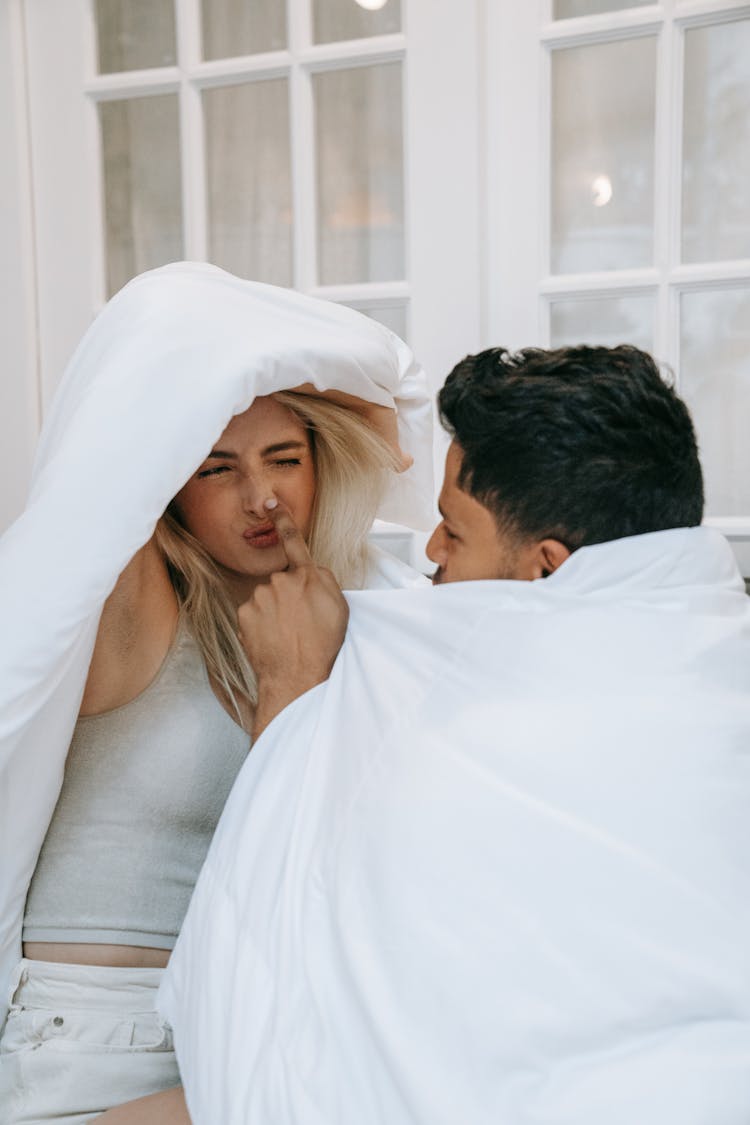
[23,616,250,950]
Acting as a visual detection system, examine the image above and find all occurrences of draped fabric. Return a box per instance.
[161,527,750,1125]
[0,262,433,1028]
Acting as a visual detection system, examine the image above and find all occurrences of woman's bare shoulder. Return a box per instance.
[80,537,179,715]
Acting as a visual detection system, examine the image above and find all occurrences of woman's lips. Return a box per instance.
[243,524,280,549]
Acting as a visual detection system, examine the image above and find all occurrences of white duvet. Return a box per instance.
[0,262,433,1029]
[161,525,750,1124]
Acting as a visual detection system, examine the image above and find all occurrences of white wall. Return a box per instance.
[0,0,39,532]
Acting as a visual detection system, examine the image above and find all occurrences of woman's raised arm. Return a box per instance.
[79,537,179,715]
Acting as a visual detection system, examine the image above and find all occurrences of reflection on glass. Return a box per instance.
[554,0,651,17]
[313,0,401,44]
[204,80,293,287]
[346,303,408,340]
[315,64,405,285]
[201,0,286,60]
[683,19,750,264]
[100,95,183,298]
[550,293,654,351]
[551,36,656,274]
[95,0,176,73]
[680,287,750,515]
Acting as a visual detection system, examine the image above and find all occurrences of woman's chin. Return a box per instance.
[220,549,289,583]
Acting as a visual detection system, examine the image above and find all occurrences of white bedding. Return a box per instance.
[0,262,433,1028]
[161,526,750,1124]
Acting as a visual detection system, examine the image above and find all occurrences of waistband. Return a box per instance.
[8,958,165,1013]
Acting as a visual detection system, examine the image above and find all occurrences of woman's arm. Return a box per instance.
[238,502,349,740]
[80,536,179,715]
[94,1086,190,1124]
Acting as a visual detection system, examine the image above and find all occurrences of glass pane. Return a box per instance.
[100,95,183,298]
[346,303,408,340]
[315,63,405,286]
[550,294,654,351]
[204,80,293,288]
[95,0,176,73]
[201,0,286,60]
[551,37,656,274]
[313,0,401,44]
[680,287,750,516]
[555,0,651,17]
[682,19,750,264]
[369,524,413,566]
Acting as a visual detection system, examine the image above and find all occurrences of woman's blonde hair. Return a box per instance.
[154,392,399,721]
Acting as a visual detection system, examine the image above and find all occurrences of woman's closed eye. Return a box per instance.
[197,458,301,479]
[197,464,232,479]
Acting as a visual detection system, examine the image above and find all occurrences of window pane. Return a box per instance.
[550,294,654,351]
[346,303,408,340]
[682,19,750,264]
[204,80,293,288]
[554,0,651,17]
[201,0,286,60]
[315,64,405,285]
[551,37,656,274]
[369,525,413,566]
[95,0,176,73]
[313,0,401,44]
[680,287,750,516]
[100,95,183,298]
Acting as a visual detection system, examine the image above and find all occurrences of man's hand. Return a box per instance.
[238,501,349,741]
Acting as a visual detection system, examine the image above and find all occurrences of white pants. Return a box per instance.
[0,959,180,1124]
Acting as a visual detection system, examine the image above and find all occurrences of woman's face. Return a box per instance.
[172,396,316,588]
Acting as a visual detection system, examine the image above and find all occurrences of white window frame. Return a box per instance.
[0,0,482,548]
[21,0,481,410]
[0,0,487,553]
[486,0,750,564]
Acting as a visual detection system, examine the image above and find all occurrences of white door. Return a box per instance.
[486,0,750,558]
[3,0,482,539]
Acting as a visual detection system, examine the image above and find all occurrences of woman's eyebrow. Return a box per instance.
[205,440,307,460]
[261,440,308,456]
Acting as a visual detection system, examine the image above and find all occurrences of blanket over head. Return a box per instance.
[161,526,750,1125]
[0,262,433,1026]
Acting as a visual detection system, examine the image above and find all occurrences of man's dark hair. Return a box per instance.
[438,345,704,551]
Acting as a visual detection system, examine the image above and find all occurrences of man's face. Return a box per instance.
[426,442,525,584]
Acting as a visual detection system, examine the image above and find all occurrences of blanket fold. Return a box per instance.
[161,527,750,1125]
[0,262,433,1027]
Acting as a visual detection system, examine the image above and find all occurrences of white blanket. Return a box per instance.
[161,526,750,1125]
[0,262,433,1026]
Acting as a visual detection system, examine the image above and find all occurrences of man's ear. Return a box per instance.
[531,538,571,580]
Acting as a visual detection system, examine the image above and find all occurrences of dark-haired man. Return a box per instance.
[246,343,707,735]
[428,344,703,585]
[133,346,750,1125]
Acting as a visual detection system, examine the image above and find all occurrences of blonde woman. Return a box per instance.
[0,265,432,1124]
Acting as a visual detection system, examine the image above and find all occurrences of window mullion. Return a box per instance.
[666,0,684,385]
[82,1,107,307]
[288,0,316,291]
[654,2,675,364]
[176,0,206,261]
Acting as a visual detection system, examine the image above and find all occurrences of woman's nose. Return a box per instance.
[240,476,271,517]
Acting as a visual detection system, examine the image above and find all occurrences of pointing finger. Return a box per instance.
[264,498,314,569]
